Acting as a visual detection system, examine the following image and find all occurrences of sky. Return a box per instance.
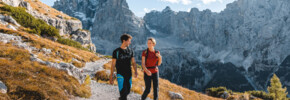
[40,0,236,17]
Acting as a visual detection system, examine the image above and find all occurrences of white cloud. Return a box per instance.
[181,0,192,5]
[144,8,156,13]
[160,0,192,5]
[201,0,224,4]
[201,0,216,4]
[196,3,201,7]
[160,0,179,3]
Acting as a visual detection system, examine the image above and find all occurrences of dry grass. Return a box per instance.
[103,62,111,70]
[95,70,110,81]
[96,62,222,100]
[0,27,99,68]
[0,42,91,99]
[24,0,76,20]
[72,60,85,68]
[0,93,10,100]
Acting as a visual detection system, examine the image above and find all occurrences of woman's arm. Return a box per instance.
[157,52,162,66]
[142,56,151,76]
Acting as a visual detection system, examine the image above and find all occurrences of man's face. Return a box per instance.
[123,38,132,47]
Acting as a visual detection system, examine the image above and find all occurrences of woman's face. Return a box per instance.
[147,40,155,48]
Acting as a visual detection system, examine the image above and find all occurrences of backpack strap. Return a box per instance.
[155,50,159,66]
[145,48,149,64]
[145,48,159,67]
[116,50,119,59]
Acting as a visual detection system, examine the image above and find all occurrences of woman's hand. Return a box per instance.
[156,52,161,58]
[145,69,152,76]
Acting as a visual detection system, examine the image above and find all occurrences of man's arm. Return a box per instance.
[131,57,138,78]
[109,59,116,84]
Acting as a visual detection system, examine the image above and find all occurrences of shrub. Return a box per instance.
[206,86,233,98]
[57,38,87,50]
[246,90,273,100]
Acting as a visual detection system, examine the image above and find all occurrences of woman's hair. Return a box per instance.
[120,33,132,43]
[148,37,156,44]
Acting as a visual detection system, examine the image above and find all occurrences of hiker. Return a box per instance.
[109,34,138,100]
[141,37,162,100]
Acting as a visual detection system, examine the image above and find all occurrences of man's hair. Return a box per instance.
[148,37,156,44]
[120,33,132,43]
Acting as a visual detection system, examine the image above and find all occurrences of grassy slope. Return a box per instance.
[0,42,91,100]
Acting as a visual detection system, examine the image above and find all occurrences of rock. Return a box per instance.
[5,16,20,26]
[56,15,63,19]
[168,91,184,100]
[71,29,91,45]
[0,14,20,26]
[59,62,70,68]
[250,95,257,99]
[72,58,80,63]
[7,24,17,30]
[71,29,96,52]
[1,0,23,7]
[220,91,229,99]
[41,48,52,54]
[19,1,32,11]
[0,81,7,94]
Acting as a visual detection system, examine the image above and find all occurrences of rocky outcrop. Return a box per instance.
[71,29,96,52]
[1,0,96,52]
[0,0,23,7]
[0,14,20,30]
[0,14,20,26]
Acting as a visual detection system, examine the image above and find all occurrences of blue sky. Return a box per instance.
[41,0,236,17]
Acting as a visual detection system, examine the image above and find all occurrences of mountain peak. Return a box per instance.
[162,6,173,12]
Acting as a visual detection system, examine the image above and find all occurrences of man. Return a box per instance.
[109,34,138,100]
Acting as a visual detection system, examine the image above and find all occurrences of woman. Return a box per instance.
[141,37,162,100]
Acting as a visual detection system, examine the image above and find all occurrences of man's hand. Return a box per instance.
[109,75,114,84]
[110,59,116,85]
[134,71,138,78]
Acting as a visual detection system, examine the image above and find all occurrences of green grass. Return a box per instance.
[0,4,60,38]
[57,38,88,51]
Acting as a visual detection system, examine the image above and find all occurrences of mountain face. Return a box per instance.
[54,0,290,93]
[1,0,97,52]
[53,0,149,54]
